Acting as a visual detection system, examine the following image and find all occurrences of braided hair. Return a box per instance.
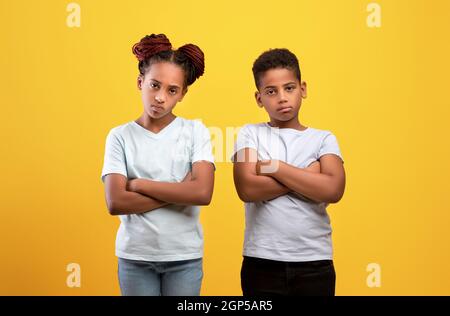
[132,34,205,88]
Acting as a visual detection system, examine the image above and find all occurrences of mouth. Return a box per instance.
[150,105,165,113]
[277,106,293,113]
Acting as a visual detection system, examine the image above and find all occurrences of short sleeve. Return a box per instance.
[191,121,215,169]
[317,132,344,163]
[230,124,258,162]
[101,128,128,182]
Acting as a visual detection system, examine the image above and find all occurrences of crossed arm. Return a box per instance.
[103,161,215,216]
[232,148,345,203]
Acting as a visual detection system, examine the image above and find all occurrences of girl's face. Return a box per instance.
[255,68,307,123]
[137,62,187,119]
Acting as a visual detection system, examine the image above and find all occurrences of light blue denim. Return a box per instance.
[118,257,203,296]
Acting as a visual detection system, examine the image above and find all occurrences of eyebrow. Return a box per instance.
[263,82,297,90]
[150,79,181,89]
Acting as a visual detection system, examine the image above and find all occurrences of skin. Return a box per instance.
[233,67,345,203]
[104,61,215,215]
[255,67,308,131]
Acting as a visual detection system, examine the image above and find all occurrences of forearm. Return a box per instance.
[271,161,342,203]
[132,179,212,205]
[234,171,290,202]
[109,191,168,216]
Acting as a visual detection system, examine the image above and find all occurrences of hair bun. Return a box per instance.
[178,44,205,79]
[132,34,172,61]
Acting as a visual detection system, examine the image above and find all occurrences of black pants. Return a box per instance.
[241,256,336,296]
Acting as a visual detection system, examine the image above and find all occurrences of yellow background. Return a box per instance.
[1,0,449,295]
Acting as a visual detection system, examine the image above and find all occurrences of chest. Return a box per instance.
[124,128,194,181]
[255,132,320,168]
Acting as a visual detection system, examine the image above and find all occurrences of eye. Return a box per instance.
[150,82,159,89]
[266,89,276,95]
[169,88,178,95]
[286,85,295,92]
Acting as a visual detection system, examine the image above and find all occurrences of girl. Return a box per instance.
[101,34,215,296]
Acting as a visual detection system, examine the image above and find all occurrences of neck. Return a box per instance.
[268,116,306,131]
[136,112,177,133]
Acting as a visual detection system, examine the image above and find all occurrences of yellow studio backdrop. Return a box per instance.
[0,0,449,295]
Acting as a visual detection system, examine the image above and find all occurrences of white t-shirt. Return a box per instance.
[232,123,344,262]
[101,117,215,262]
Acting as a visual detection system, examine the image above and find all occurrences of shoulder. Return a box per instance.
[178,118,212,139]
[106,121,135,142]
[238,122,268,134]
[306,126,332,136]
[177,117,205,128]
[306,127,338,141]
[109,121,135,133]
[191,118,210,133]
[307,127,343,160]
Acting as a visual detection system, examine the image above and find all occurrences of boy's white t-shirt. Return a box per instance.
[101,117,215,262]
[232,123,344,262]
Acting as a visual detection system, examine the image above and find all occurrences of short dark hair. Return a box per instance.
[252,48,301,89]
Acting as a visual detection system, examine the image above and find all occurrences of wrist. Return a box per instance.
[130,178,146,193]
[271,160,285,179]
[257,159,282,176]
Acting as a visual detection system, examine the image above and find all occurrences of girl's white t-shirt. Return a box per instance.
[232,123,344,262]
[101,117,215,262]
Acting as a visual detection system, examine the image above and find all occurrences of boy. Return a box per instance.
[232,48,345,296]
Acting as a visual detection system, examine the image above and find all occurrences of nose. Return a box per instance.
[278,90,288,103]
[155,93,166,104]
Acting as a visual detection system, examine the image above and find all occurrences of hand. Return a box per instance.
[291,161,321,202]
[126,178,141,192]
[256,160,281,176]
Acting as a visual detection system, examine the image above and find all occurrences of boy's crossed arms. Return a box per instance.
[233,148,345,204]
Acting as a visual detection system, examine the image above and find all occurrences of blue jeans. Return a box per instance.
[118,257,203,296]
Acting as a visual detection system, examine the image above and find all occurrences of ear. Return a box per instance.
[301,81,307,99]
[137,75,144,90]
[255,91,263,108]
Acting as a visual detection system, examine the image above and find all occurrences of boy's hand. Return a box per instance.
[291,161,321,202]
[256,160,281,176]
[257,160,320,175]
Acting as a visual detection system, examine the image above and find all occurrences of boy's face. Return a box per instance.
[255,67,307,123]
[137,61,187,119]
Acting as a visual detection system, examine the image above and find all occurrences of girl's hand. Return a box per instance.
[126,179,140,192]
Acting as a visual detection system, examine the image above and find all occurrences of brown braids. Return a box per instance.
[178,44,205,80]
[132,34,172,62]
[132,34,205,87]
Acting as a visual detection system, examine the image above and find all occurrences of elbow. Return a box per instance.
[324,179,345,204]
[236,188,257,203]
[326,189,344,204]
[327,196,341,204]
[238,193,253,203]
[195,190,213,206]
[233,176,254,202]
[106,200,121,216]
